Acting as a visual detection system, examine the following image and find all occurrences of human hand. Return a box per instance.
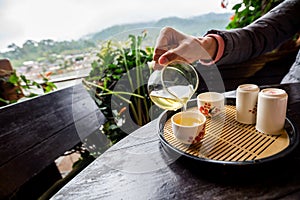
[153,27,217,69]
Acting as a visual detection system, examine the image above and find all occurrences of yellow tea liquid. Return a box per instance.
[149,85,193,111]
[174,117,202,126]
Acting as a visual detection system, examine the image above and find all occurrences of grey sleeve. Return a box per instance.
[207,0,300,65]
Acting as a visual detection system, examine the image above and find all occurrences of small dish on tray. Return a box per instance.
[157,98,299,166]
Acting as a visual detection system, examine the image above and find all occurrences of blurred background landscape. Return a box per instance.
[0,12,231,87]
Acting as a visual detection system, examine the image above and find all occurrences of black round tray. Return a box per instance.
[157,98,299,166]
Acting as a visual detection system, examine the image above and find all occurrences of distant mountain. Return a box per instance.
[85,12,232,42]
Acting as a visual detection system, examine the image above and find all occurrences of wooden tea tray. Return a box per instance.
[158,98,299,166]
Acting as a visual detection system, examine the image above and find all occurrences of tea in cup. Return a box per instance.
[197,92,225,117]
[171,111,206,144]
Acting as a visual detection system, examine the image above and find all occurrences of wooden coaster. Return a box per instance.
[163,105,289,162]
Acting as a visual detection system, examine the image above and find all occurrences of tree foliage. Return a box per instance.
[226,0,283,29]
[0,39,96,67]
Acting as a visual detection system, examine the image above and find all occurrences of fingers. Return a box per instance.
[153,36,172,62]
[153,43,175,68]
[153,27,179,62]
[153,51,186,70]
[153,48,166,62]
[158,50,188,65]
[153,27,190,68]
[153,48,186,69]
[153,44,168,70]
[154,40,187,65]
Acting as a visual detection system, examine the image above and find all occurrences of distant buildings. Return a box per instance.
[17,52,98,84]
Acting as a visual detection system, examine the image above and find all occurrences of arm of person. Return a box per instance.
[207,0,300,65]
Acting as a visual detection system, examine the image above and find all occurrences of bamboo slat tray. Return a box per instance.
[157,98,299,166]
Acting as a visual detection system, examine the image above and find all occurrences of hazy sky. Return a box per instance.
[0,0,232,51]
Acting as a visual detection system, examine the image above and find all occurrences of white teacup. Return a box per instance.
[197,92,225,117]
[236,84,260,124]
[256,88,288,135]
[171,111,206,144]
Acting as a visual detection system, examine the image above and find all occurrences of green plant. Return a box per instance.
[0,70,57,106]
[224,0,283,29]
[84,31,155,144]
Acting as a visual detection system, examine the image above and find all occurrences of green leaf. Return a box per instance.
[232,3,242,11]
[8,73,19,85]
[114,68,123,74]
[0,97,10,104]
[108,64,117,69]
[20,75,28,83]
[32,81,42,88]
[108,124,119,130]
[27,93,38,98]
[22,85,30,89]
[112,75,121,79]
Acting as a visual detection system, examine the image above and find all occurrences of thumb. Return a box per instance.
[158,56,169,66]
[158,50,183,65]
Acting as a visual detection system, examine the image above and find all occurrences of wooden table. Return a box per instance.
[51,83,300,200]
